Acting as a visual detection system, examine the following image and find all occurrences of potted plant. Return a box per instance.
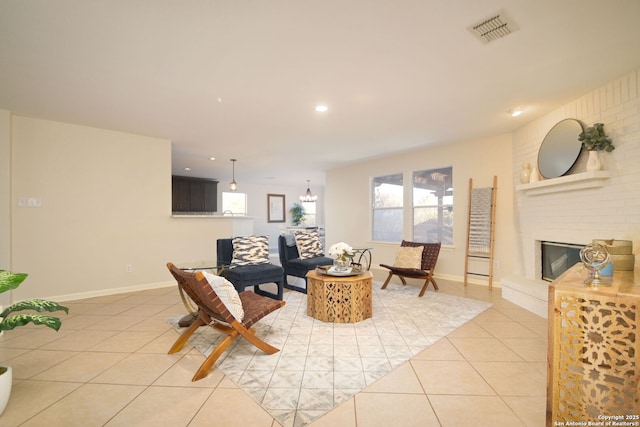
[289,203,306,226]
[0,270,68,415]
[578,123,614,171]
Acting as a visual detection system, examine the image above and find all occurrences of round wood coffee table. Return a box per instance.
[306,270,373,323]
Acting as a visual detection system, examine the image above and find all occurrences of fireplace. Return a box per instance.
[541,241,583,281]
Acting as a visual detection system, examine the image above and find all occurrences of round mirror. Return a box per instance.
[537,119,584,179]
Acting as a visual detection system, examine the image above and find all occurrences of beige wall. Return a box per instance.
[9,116,249,302]
[0,110,11,308]
[325,134,514,286]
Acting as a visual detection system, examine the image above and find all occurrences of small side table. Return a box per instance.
[306,270,373,323]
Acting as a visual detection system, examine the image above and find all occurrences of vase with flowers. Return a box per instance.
[328,242,354,272]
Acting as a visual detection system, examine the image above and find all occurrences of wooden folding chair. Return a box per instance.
[380,241,441,297]
[166,262,285,381]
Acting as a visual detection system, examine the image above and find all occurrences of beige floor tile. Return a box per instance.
[363,361,424,394]
[500,338,547,362]
[428,395,525,427]
[411,360,495,395]
[412,337,465,360]
[59,314,112,330]
[0,379,82,426]
[19,383,145,427]
[137,329,187,354]
[104,385,212,427]
[90,353,178,385]
[446,321,493,338]
[153,354,225,387]
[6,349,77,379]
[472,308,514,324]
[449,336,523,362]
[189,388,274,427]
[88,330,163,352]
[472,361,547,396]
[503,396,547,427]
[355,392,440,427]
[39,329,119,351]
[1,327,71,349]
[476,321,541,339]
[32,351,128,382]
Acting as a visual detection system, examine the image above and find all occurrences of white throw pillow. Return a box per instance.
[394,246,424,269]
[202,271,244,321]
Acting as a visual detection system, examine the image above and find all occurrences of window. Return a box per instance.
[372,173,403,242]
[413,167,453,245]
[222,192,247,216]
[301,201,316,226]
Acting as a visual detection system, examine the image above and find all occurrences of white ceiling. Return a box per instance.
[1,1,640,187]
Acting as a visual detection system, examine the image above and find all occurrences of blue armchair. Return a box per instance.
[278,234,333,293]
[217,237,284,300]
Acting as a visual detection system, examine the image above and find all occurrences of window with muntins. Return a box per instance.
[372,173,403,242]
[413,167,453,245]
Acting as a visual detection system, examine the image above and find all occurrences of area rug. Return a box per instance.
[166,282,492,427]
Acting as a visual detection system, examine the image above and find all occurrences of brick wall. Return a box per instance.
[512,68,640,279]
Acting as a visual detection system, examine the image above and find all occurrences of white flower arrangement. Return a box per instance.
[328,242,354,261]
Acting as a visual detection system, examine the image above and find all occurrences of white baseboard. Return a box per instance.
[50,280,176,303]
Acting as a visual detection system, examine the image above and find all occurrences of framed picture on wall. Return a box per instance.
[267,194,285,223]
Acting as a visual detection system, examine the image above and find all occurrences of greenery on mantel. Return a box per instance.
[579,123,615,152]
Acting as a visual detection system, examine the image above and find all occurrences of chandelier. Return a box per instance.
[300,180,317,202]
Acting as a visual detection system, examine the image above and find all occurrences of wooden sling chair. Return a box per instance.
[380,241,442,297]
[166,262,285,381]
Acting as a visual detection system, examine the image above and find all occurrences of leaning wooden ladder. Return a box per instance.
[464,176,497,289]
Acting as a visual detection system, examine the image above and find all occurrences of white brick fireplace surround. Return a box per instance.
[504,69,640,318]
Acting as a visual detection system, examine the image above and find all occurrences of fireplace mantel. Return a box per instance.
[516,170,610,196]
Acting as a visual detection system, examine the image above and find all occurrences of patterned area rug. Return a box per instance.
[166,282,492,427]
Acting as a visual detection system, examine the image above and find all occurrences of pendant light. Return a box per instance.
[230,159,238,191]
[300,180,317,202]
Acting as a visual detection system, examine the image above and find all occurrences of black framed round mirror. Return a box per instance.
[537,118,584,179]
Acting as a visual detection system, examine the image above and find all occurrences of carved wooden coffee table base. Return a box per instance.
[306,270,373,323]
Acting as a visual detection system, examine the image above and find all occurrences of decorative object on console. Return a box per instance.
[520,162,531,184]
[579,123,614,172]
[328,241,354,272]
[529,166,540,182]
[592,239,634,271]
[579,243,611,286]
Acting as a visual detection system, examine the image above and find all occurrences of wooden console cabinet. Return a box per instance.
[547,264,640,425]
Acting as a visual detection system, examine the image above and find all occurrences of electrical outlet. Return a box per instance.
[125,264,133,273]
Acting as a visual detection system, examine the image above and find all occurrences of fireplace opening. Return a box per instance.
[541,241,583,281]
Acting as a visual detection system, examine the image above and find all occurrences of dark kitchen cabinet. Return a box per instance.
[172,176,218,213]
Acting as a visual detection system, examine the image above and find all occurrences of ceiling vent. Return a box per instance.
[469,10,518,44]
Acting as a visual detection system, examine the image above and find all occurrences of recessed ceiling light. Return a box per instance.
[184,167,191,171]
[209,157,216,161]
[315,105,328,113]
[510,108,523,117]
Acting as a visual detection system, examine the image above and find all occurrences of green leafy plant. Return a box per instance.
[578,123,614,152]
[289,203,306,226]
[0,270,68,332]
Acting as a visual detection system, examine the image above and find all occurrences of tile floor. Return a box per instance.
[0,278,547,426]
